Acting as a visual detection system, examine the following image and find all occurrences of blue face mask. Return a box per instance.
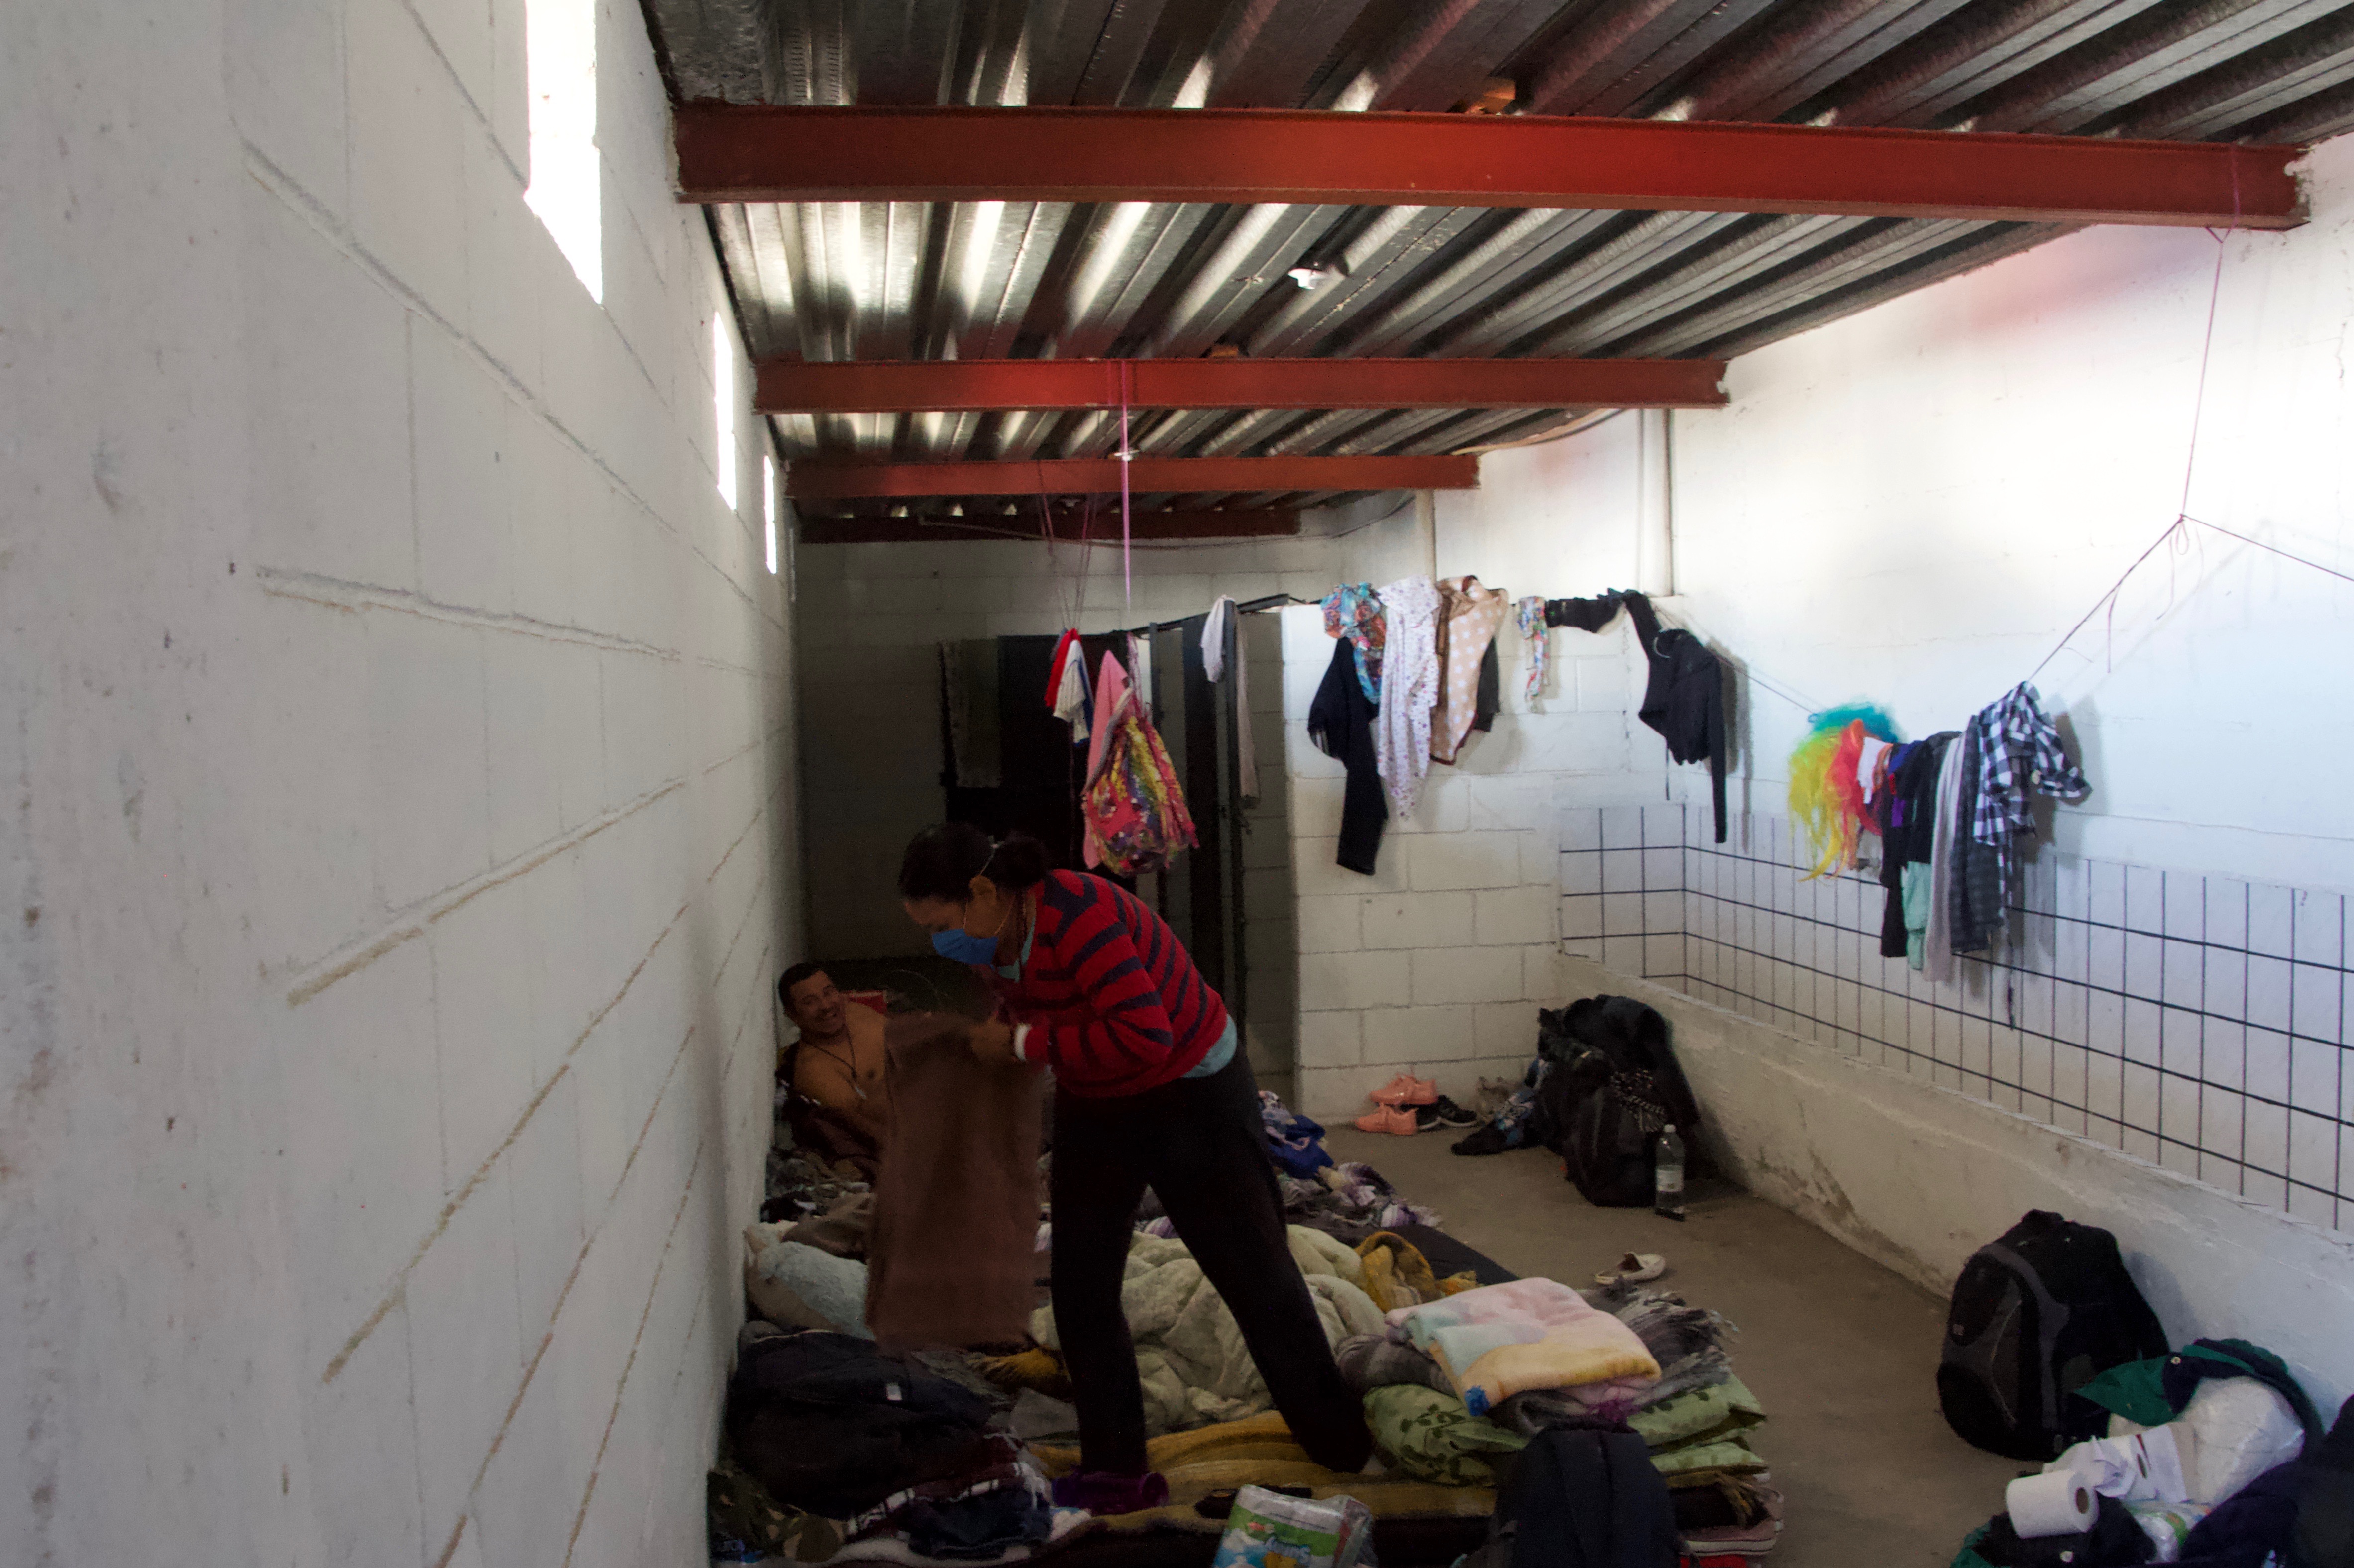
[930,927,1000,965]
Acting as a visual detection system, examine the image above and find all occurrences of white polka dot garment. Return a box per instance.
[1372,574,1440,820]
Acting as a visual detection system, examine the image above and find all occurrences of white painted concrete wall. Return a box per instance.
[1471,136,2354,893]
[1412,135,2354,1382]
[2,1,795,1563]
[791,513,1428,1088]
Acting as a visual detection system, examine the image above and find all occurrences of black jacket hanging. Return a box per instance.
[1623,594,1729,844]
[1308,637,1388,875]
[1544,592,1633,633]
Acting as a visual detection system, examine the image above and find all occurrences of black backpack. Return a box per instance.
[725,1330,995,1515]
[1485,1427,1681,1568]
[1534,998,1699,1206]
[1936,1211,2169,1461]
[1560,1055,1675,1208]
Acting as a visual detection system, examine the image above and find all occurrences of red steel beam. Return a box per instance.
[787,453,1478,500]
[757,357,1723,413]
[800,512,1299,544]
[675,105,2302,230]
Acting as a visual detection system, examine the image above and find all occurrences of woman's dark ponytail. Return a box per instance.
[897,823,1050,903]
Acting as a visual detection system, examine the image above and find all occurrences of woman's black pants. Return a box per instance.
[1049,1051,1373,1475]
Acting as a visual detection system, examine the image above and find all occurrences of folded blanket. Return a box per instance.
[1389,1278,1659,1416]
[1364,1385,1529,1486]
[1026,1412,1498,1532]
[1630,1376,1765,1454]
[1650,1436,1765,1476]
[1493,1349,1730,1436]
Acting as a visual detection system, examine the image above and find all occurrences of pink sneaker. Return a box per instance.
[1354,1106,1418,1135]
[1370,1074,1439,1107]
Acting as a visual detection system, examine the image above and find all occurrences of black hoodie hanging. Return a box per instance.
[1307,637,1388,874]
[1623,594,1730,844]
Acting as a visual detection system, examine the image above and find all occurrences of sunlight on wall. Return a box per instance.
[763,455,779,574]
[524,0,601,301]
[714,312,738,509]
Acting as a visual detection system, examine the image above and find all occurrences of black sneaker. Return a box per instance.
[1416,1096,1479,1132]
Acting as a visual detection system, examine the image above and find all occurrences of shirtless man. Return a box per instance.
[777,963,889,1162]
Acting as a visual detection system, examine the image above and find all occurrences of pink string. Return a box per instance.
[1118,362,1134,612]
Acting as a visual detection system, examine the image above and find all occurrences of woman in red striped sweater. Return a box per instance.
[899,823,1373,1506]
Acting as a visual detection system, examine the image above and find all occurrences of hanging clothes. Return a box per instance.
[1044,628,1079,707]
[1126,632,1156,718]
[1080,650,1198,876]
[1429,576,1510,764]
[1046,628,1093,742]
[1968,682,2091,940]
[1055,655,1091,742]
[1322,583,1386,704]
[940,640,1003,790]
[1877,734,1955,966]
[1950,723,2004,954]
[1471,641,1500,734]
[1923,735,1971,983]
[1623,594,1730,845]
[1308,637,1387,876]
[1202,597,1259,803]
[1514,595,1548,703]
[1545,592,1632,632]
[1372,575,1440,820]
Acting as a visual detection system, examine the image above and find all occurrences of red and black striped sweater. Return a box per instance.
[983,869,1229,1098]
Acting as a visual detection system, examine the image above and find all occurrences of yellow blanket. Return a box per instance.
[1027,1413,1495,1532]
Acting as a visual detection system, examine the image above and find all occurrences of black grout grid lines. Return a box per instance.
[1560,803,2354,1234]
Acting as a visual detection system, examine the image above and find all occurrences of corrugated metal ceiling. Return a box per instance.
[647,0,2354,517]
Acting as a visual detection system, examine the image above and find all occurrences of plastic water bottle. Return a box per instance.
[1653,1125,1687,1221]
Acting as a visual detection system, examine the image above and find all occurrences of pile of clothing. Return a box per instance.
[713,1323,1074,1566]
[1260,1091,1334,1177]
[1957,1337,2351,1567]
[1337,1269,1785,1559]
[764,1149,872,1226]
[1274,1161,1444,1243]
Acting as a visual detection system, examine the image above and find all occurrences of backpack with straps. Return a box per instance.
[1532,997,1699,1206]
[1560,1059,1676,1208]
[1936,1210,2170,1461]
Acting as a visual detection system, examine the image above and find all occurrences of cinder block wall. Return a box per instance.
[3,1,796,1562]
[1281,605,1673,1118]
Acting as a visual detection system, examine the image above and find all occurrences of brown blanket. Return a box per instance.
[864,1012,1044,1351]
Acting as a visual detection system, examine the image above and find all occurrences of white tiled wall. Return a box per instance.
[1573,804,2354,1237]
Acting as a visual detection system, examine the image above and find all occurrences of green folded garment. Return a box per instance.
[1631,1375,1766,1452]
[1650,1435,1767,1476]
[1364,1385,1529,1487]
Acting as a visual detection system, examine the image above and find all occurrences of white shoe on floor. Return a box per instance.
[1595,1252,1668,1286]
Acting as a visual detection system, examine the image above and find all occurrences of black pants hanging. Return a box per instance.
[1050,1052,1373,1475]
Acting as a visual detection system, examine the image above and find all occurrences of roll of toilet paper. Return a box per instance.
[2008,1471,2097,1538]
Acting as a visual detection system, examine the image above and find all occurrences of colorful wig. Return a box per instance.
[1788,705,1900,879]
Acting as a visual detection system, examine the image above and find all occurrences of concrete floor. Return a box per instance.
[1326,1127,2025,1567]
